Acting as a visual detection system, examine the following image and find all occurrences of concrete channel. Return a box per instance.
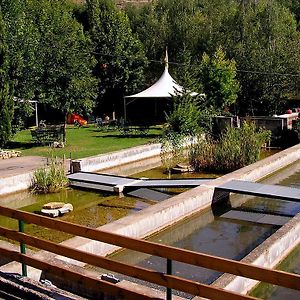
[1,143,300,298]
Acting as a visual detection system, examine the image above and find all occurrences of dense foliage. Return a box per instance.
[164,95,202,136]
[86,0,147,115]
[189,122,272,172]
[1,0,97,120]
[126,0,300,116]
[0,11,13,147]
[1,0,300,146]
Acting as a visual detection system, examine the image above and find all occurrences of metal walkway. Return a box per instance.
[216,180,300,202]
[68,172,213,194]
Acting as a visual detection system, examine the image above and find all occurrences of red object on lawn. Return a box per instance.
[67,113,87,125]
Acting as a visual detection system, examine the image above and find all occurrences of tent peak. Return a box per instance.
[164,47,169,70]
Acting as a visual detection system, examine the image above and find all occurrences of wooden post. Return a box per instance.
[167,259,172,300]
[18,220,27,276]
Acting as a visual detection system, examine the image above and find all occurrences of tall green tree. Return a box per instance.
[1,0,97,127]
[30,0,97,119]
[0,0,42,101]
[0,11,13,147]
[229,0,300,115]
[86,0,147,115]
[199,47,240,111]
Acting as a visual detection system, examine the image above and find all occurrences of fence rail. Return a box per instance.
[0,205,299,299]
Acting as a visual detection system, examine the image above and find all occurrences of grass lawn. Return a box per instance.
[8,125,162,159]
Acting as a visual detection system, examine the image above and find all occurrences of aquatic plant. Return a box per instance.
[160,132,186,176]
[31,157,68,193]
[190,122,271,173]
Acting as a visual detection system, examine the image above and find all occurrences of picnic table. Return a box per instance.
[31,125,65,145]
[119,125,150,136]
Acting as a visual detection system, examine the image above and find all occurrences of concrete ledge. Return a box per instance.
[208,212,300,296]
[0,172,33,195]
[72,143,161,172]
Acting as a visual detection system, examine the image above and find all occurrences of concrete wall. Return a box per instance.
[60,143,300,262]
[0,172,33,195]
[71,143,161,173]
[208,213,300,296]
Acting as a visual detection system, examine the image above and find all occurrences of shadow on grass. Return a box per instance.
[94,133,161,139]
[7,141,37,150]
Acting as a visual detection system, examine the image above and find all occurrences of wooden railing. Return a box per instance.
[0,205,299,300]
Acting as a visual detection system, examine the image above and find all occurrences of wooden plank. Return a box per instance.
[217,180,300,202]
[0,206,299,291]
[0,227,256,300]
[0,247,156,300]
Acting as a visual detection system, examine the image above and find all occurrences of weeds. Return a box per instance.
[190,122,271,173]
[31,157,68,193]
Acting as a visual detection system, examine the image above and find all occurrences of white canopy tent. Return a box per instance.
[123,51,198,121]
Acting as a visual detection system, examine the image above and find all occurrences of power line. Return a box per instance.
[92,51,300,78]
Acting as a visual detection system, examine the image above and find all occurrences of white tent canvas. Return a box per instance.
[125,67,194,99]
[124,50,198,121]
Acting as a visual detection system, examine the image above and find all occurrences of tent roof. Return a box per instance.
[125,66,197,98]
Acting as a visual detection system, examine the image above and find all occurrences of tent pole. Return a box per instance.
[123,97,127,122]
[35,102,39,127]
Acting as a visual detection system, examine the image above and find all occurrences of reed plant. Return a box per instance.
[31,157,68,193]
[190,122,271,173]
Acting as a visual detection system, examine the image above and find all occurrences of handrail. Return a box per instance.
[0,226,255,300]
[0,205,299,299]
[0,206,299,290]
[0,247,156,300]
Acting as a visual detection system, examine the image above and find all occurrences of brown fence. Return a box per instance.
[0,205,299,299]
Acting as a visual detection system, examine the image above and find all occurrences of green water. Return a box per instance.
[0,164,218,244]
[87,157,300,298]
[0,188,152,243]
[250,244,300,299]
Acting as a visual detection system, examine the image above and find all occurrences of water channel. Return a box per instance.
[89,160,300,299]
[0,152,299,298]
[250,244,300,299]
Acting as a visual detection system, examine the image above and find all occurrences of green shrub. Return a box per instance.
[160,132,186,175]
[164,95,203,136]
[190,122,271,173]
[31,158,68,193]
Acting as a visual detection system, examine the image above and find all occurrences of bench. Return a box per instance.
[119,125,149,136]
[31,125,65,145]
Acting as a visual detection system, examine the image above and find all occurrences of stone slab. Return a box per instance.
[218,179,300,202]
[220,210,291,226]
[127,188,171,201]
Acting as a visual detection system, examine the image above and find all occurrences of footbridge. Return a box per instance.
[216,180,300,202]
[67,171,214,200]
